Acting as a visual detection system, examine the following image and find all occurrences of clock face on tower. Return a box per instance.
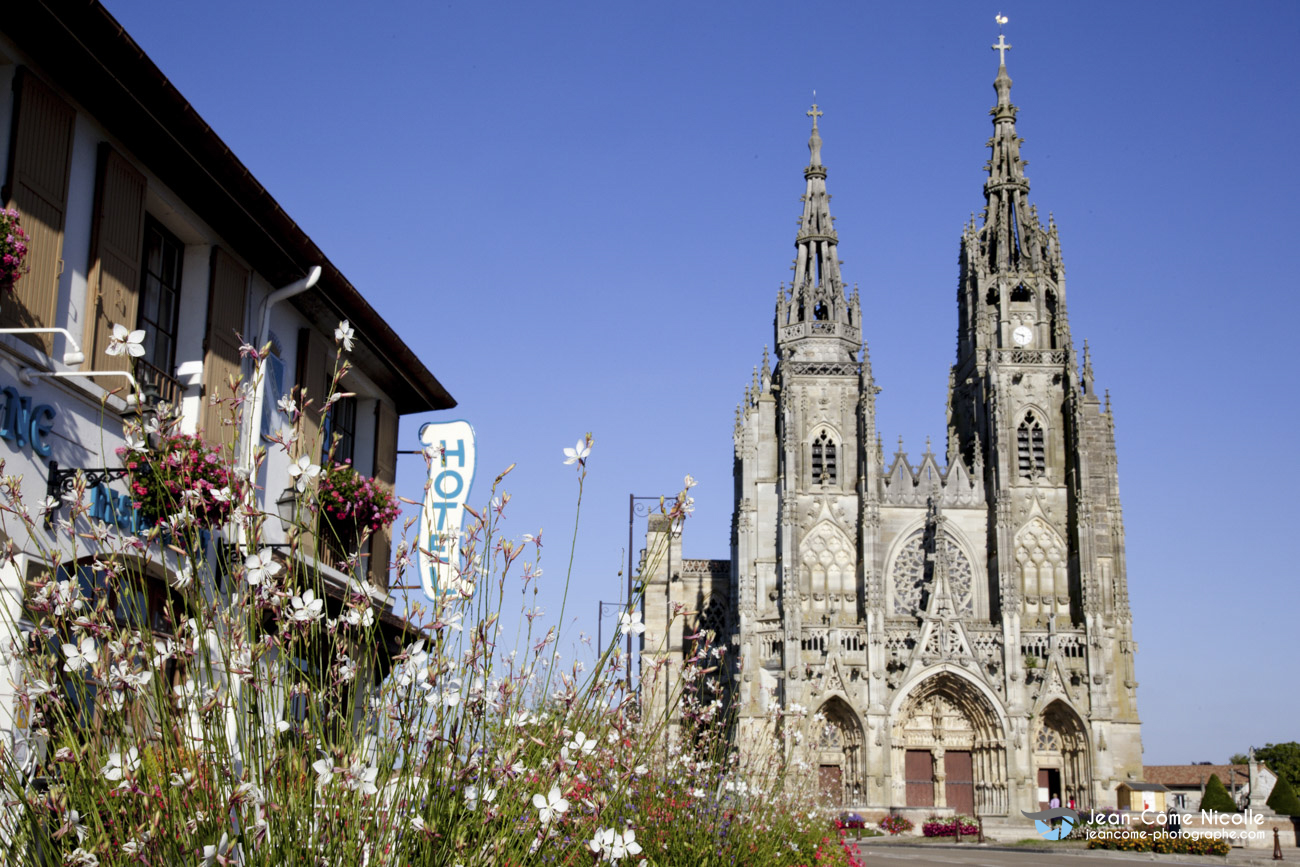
[1012,325,1034,347]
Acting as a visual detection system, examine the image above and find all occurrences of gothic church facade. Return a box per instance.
[641,43,1142,816]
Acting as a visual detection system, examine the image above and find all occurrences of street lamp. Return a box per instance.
[595,600,624,661]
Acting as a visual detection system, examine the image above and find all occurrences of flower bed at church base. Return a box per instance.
[922,815,980,837]
[1086,831,1230,856]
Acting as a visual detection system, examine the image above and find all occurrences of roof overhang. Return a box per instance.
[2,1,454,414]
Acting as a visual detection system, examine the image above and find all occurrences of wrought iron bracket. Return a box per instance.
[45,460,131,504]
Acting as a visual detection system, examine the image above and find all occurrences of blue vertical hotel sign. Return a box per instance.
[418,420,476,600]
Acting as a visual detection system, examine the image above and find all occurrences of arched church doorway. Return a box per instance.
[1034,700,1090,809]
[893,672,1008,816]
[811,697,863,807]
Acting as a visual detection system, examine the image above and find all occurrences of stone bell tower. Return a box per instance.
[946,31,1144,790]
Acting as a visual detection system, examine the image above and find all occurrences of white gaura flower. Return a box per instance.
[464,784,498,811]
[105,323,146,358]
[532,784,569,825]
[170,769,193,789]
[588,827,616,858]
[121,838,147,857]
[337,654,357,683]
[343,760,378,796]
[287,455,320,493]
[277,393,297,415]
[244,548,282,586]
[566,731,596,759]
[311,758,334,790]
[343,606,374,628]
[424,677,461,709]
[334,320,355,352]
[59,808,88,841]
[562,436,592,466]
[53,579,83,617]
[27,678,56,699]
[65,849,99,867]
[608,828,643,861]
[111,662,151,690]
[201,832,233,867]
[617,610,645,638]
[290,589,324,623]
[101,747,139,781]
[61,636,97,673]
[169,556,195,590]
[209,486,232,504]
[123,433,149,454]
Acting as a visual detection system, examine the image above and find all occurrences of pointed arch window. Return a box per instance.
[812,432,837,485]
[1010,283,1032,303]
[1017,412,1046,478]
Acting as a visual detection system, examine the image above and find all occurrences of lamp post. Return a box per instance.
[595,600,623,660]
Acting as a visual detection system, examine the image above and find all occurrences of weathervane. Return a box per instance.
[993,14,1011,65]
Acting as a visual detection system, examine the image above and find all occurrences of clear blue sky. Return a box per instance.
[104,1,1299,765]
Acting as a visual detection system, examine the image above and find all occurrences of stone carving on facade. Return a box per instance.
[1015,516,1068,621]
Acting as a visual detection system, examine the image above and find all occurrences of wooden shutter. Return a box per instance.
[203,248,248,448]
[294,328,331,460]
[86,144,146,370]
[1,68,75,354]
[369,399,399,588]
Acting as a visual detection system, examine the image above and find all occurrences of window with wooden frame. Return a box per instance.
[135,217,183,399]
[322,394,357,465]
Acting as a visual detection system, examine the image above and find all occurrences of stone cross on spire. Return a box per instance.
[993,14,1011,65]
[992,33,1012,66]
[806,100,824,167]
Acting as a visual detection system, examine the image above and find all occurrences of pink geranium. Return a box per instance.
[116,433,232,527]
[0,208,30,293]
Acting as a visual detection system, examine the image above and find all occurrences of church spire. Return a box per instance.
[791,101,843,308]
[776,101,861,358]
[980,24,1045,275]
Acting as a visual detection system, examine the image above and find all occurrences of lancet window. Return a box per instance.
[811,432,837,485]
[1017,412,1045,478]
